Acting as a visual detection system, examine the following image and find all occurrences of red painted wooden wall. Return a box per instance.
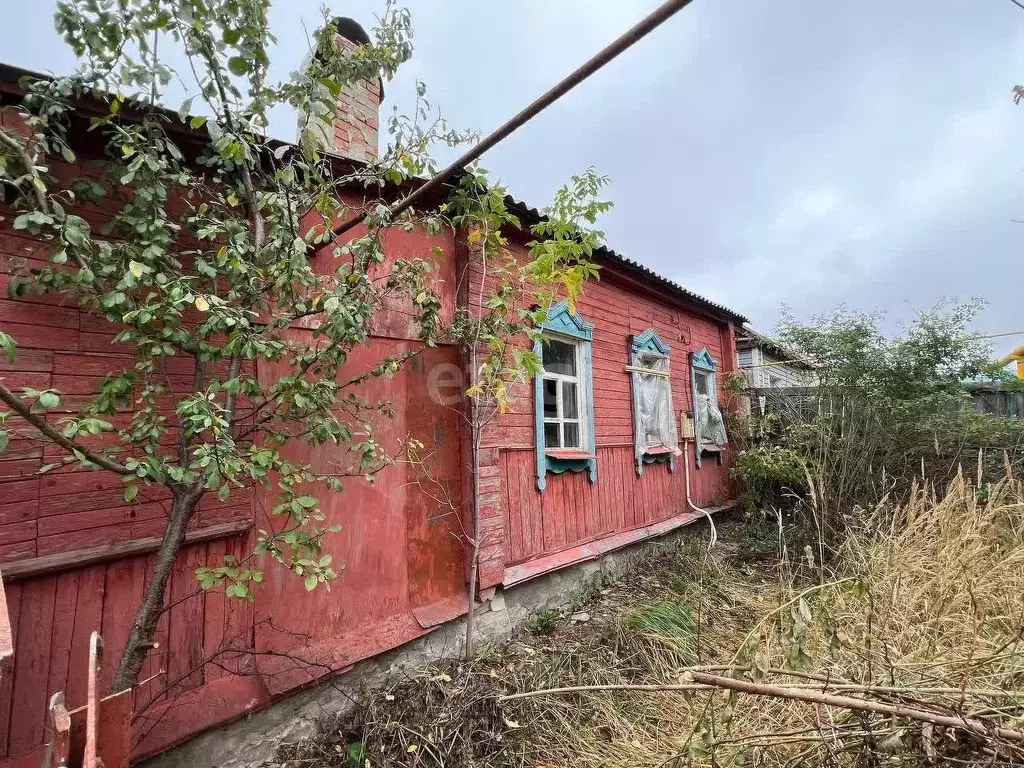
[0,119,738,765]
[472,239,738,589]
[0,165,470,764]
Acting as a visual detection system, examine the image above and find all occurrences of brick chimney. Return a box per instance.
[298,17,381,163]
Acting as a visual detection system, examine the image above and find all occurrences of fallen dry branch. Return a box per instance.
[684,670,1024,744]
[499,679,1024,702]
[500,673,1024,746]
[499,683,713,701]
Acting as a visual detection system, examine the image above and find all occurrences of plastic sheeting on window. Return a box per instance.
[633,355,680,461]
[694,390,728,451]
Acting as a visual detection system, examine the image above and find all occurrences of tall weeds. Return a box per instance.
[272,469,1024,767]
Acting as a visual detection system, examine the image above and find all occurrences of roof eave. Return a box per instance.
[502,194,748,326]
[0,62,751,327]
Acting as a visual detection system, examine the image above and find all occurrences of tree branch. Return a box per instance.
[0,126,49,214]
[0,382,133,476]
[0,126,93,273]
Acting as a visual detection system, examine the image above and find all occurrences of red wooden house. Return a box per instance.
[0,21,746,766]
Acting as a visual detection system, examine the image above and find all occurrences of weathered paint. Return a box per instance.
[472,239,737,588]
[0,156,470,764]
[629,328,675,476]
[0,115,738,768]
[533,301,597,491]
[251,339,468,696]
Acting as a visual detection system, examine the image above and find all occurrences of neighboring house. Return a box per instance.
[0,21,747,765]
[736,326,817,388]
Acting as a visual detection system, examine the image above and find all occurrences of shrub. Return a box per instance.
[731,443,806,515]
[739,300,1024,553]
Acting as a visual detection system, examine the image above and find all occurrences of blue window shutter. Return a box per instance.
[534,301,597,492]
[534,336,547,491]
[583,337,597,484]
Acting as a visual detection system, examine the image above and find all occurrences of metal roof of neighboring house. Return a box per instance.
[0,61,749,326]
[736,325,817,369]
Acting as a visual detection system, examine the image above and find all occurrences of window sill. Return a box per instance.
[545,449,596,461]
[700,443,727,454]
[538,448,598,490]
[637,444,679,475]
[643,445,676,456]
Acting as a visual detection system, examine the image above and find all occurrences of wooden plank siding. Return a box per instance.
[0,171,471,764]
[475,239,737,580]
[0,122,738,765]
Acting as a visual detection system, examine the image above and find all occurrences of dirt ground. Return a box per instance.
[266,482,1024,768]
[266,517,762,768]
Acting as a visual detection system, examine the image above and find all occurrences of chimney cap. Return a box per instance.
[314,16,384,100]
[330,16,372,46]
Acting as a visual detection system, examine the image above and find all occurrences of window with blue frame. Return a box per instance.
[691,347,728,467]
[534,301,596,491]
[630,329,680,476]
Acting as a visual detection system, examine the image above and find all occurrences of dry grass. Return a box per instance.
[271,472,1024,768]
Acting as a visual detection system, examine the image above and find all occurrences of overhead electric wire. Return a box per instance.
[320,0,698,248]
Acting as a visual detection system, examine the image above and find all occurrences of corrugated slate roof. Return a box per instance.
[0,62,748,325]
[503,194,748,325]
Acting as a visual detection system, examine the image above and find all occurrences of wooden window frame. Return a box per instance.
[629,328,678,477]
[534,301,596,492]
[690,347,724,468]
[540,338,588,452]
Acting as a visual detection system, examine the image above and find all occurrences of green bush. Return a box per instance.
[738,300,1024,553]
[731,443,806,515]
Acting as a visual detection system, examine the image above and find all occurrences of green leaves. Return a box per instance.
[37,390,61,410]
[227,57,251,76]
[0,332,17,364]
[0,0,612,636]
[13,211,54,233]
[196,560,263,601]
[446,167,606,417]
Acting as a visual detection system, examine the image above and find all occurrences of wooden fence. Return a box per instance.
[964,383,1024,418]
[746,387,837,422]
[746,385,1024,422]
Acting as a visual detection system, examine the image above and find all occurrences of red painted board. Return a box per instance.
[66,565,105,711]
[0,581,21,757]
[166,544,206,693]
[9,577,56,756]
[99,556,146,692]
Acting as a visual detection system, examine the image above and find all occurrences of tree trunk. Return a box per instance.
[109,485,203,693]
[464,532,481,660]
[464,421,482,661]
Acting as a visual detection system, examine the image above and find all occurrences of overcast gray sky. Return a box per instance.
[3,1,1024,352]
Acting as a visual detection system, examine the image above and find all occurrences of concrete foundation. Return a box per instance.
[142,517,716,768]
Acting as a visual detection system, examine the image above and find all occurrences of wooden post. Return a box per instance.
[84,633,103,768]
[42,631,133,768]
[0,573,11,679]
[42,692,72,768]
